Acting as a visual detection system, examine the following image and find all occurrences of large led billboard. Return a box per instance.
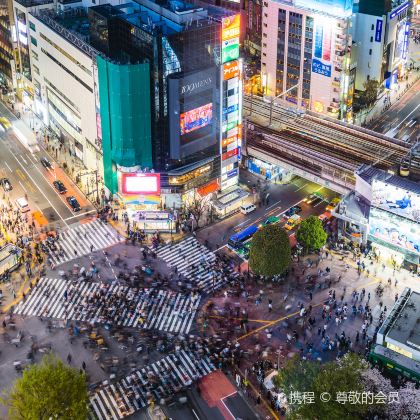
[371,180,420,223]
[295,0,353,17]
[120,173,161,195]
[180,103,212,136]
[369,207,419,255]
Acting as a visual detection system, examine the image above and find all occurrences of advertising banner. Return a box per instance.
[120,173,161,196]
[295,0,353,17]
[180,103,212,135]
[222,14,240,41]
[371,180,420,223]
[222,40,240,64]
[369,207,419,255]
[223,61,240,80]
[375,19,383,42]
[312,18,332,78]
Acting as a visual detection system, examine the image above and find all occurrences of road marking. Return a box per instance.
[192,409,200,420]
[20,155,28,165]
[15,168,26,180]
[295,182,309,192]
[64,209,97,221]
[266,199,281,210]
[220,393,236,420]
[25,181,36,193]
[5,161,12,172]
[12,153,68,227]
[215,244,227,252]
[234,218,250,229]
[18,180,27,192]
[393,103,420,131]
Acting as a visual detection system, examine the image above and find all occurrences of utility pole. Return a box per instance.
[268,82,300,126]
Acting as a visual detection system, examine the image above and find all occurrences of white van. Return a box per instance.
[16,197,30,213]
[240,203,256,215]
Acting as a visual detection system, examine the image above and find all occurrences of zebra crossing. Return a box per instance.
[14,277,200,334]
[156,237,238,294]
[46,220,123,266]
[89,350,215,420]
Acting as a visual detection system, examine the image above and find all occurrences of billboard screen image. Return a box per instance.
[180,103,212,136]
[121,173,161,195]
[222,14,240,41]
[295,0,353,17]
[371,180,420,222]
[369,207,419,255]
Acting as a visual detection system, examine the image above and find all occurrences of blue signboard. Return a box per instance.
[375,19,383,42]
[227,168,238,179]
[312,58,332,77]
[390,2,409,20]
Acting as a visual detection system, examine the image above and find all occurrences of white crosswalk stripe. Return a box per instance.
[89,350,215,420]
[156,237,238,294]
[14,278,200,334]
[45,220,123,266]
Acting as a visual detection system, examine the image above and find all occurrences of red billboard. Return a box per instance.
[120,173,161,195]
[222,148,238,161]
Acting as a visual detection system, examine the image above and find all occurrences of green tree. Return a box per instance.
[362,79,381,107]
[249,223,291,276]
[2,353,89,420]
[296,215,327,252]
[273,355,321,396]
[279,353,377,420]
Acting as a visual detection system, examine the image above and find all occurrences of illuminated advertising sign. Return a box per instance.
[312,18,332,78]
[369,208,419,255]
[223,61,240,80]
[222,14,240,41]
[222,148,238,161]
[222,39,240,63]
[180,103,212,135]
[295,0,353,17]
[121,173,161,195]
[402,22,410,60]
[390,2,409,19]
[371,180,420,223]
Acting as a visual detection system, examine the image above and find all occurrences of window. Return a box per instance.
[264,1,268,5]
[32,64,40,75]
[264,23,267,28]
[29,21,36,31]
[263,33,267,38]
[30,36,37,47]
[263,53,266,57]
[369,49,372,55]
[370,36,373,42]
[263,43,267,47]
[371,24,374,30]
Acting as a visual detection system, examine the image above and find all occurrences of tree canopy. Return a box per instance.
[3,353,89,420]
[249,223,291,276]
[296,215,327,252]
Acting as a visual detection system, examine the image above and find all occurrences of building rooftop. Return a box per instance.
[357,165,420,196]
[386,290,420,354]
[14,0,53,7]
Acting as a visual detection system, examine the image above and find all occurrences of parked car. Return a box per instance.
[285,214,302,231]
[0,178,12,192]
[326,197,340,211]
[66,196,81,212]
[306,193,324,206]
[53,180,67,194]
[40,157,53,169]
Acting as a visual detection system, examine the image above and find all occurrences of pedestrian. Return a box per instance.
[268,299,273,312]
[90,244,94,252]
[395,293,398,302]
[67,353,72,364]
[309,292,313,300]
[82,361,86,371]
[74,249,78,257]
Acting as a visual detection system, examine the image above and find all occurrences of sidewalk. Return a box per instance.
[354,40,420,127]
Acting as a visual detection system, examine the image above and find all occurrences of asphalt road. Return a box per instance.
[199,171,337,251]
[0,101,95,230]
[368,78,420,142]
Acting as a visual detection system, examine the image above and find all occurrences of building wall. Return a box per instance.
[261,0,353,119]
[27,14,100,173]
[352,13,385,90]
[97,56,152,194]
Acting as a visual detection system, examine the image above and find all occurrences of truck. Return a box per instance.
[284,214,301,231]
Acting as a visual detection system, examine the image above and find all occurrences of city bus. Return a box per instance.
[0,244,22,279]
[228,224,259,250]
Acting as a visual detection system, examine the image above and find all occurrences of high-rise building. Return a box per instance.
[0,0,15,89]
[13,0,242,219]
[352,0,411,90]
[261,0,354,120]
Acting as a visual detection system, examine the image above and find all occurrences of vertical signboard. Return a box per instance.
[220,14,242,191]
[312,17,332,78]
